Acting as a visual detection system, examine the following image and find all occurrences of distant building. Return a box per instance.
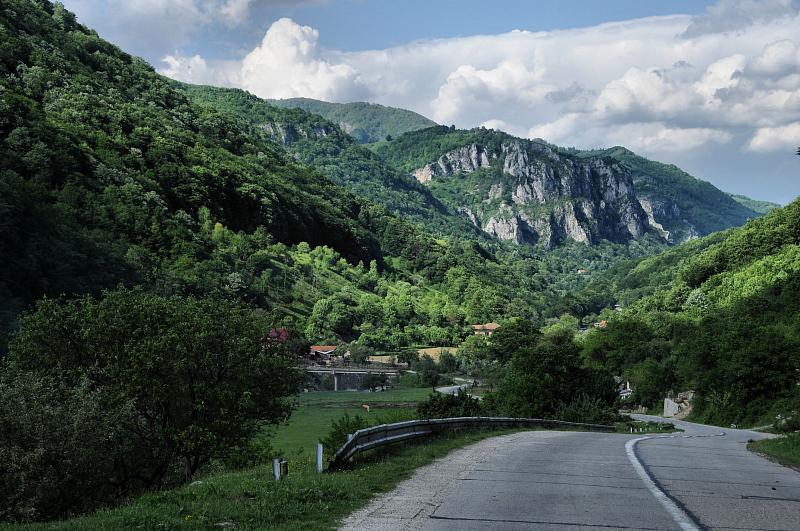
[614,376,633,400]
[308,345,337,365]
[593,320,608,329]
[471,323,500,336]
[577,268,589,275]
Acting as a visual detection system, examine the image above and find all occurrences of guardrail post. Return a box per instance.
[316,443,324,474]
[273,458,281,481]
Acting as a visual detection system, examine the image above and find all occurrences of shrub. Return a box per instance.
[0,288,304,522]
[320,413,371,456]
[417,390,482,419]
[554,394,621,425]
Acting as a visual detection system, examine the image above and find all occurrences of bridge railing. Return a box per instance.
[329,416,615,469]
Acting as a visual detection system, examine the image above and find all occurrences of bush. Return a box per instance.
[0,288,304,522]
[320,413,371,456]
[417,390,482,419]
[554,394,621,425]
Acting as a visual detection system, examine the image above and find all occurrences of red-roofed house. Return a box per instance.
[471,323,500,336]
[309,345,338,365]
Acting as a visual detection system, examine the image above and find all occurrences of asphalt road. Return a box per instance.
[341,416,800,530]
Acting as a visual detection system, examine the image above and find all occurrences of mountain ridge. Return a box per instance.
[268,97,436,143]
[377,126,765,247]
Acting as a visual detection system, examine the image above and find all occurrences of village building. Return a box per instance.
[308,345,338,366]
[471,323,500,336]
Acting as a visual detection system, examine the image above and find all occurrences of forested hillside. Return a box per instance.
[181,85,481,238]
[574,146,765,240]
[581,200,800,425]
[269,97,436,143]
[728,193,781,214]
[0,0,414,346]
[0,0,643,356]
[379,127,764,245]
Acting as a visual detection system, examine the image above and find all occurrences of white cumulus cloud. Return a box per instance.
[747,122,800,151]
[239,18,369,101]
[156,1,800,166]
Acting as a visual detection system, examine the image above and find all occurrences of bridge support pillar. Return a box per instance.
[333,371,339,391]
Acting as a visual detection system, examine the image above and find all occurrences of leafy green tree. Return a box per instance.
[417,355,440,389]
[439,351,458,373]
[486,319,540,364]
[417,389,481,419]
[486,328,615,419]
[1,288,303,521]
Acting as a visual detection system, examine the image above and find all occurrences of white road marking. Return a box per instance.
[625,433,721,531]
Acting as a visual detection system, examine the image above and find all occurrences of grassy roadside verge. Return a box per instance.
[748,432,800,470]
[9,428,517,531]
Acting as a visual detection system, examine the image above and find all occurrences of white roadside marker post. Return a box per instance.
[316,443,324,474]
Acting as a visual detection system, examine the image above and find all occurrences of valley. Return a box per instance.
[1,1,798,528]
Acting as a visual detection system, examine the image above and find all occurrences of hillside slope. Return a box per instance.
[728,193,781,214]
[582,199,800,425]
[378,127,763,247]
[269,97,436,143]
[0,0,465,347]
[2,0,632,354]
[182,85,481,239]
[575,147,764,240]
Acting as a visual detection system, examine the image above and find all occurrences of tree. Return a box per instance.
[417,354,440,389]
[439,351,458,373]
[361,372,387,391]
[486,318,540,364]
[486,328,615,419]
[1,288,303,521]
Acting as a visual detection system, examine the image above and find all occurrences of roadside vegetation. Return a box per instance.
[749,433,800,470]
[1,429,520,531]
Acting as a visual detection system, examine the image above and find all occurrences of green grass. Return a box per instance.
[271,388,434,456]
[10,428,517,531]
[748,432,800,470]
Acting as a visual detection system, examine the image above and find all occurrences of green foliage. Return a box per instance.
[416,355,441,389]
[438,351,458,373]
[269,97,436,144]
[554,394,622,425]
[0,288,302,522]
[361,372,388,391]
[486,319,540,364]
[485,328,616,420]
[320,413,371,456]
[584,200,800,425]
[417,390,482,419]
[728,193,781,215]
[182,84,481,240]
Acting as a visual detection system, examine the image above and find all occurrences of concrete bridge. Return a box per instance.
[304,366,401,391]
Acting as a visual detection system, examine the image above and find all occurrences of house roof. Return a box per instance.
[310,345,338,353]
[471,323,500,330]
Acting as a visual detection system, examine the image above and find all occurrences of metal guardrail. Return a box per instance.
[329,416,615,468]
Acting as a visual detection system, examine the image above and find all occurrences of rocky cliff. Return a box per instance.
[411,137,654,248]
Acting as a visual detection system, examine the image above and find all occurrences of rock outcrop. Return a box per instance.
[412,143,494,183]
[259,122,333,145]
[411,139,656,248]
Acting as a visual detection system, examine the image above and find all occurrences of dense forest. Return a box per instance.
[579,200,800,426]
[269,97,436,143]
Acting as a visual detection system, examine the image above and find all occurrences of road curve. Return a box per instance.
[340,417,800,530]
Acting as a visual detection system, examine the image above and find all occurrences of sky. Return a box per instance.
[62,0,800,204]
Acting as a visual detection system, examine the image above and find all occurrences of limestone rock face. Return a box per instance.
[260,122,333,145]
[413,139,659,248]
[412,143,493,183]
